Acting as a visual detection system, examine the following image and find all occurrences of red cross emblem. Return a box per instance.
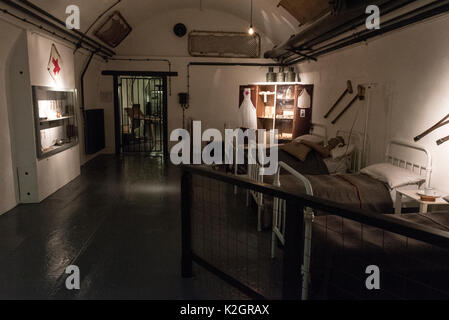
[52,58,61,75]
[48,44,62,81]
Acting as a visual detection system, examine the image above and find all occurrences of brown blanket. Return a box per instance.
[278,149,329,176]
[262,173,393,228]
[306,174,393,213]
[237,149,329,176]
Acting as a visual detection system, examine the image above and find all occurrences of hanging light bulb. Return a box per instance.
[248,0,255,35]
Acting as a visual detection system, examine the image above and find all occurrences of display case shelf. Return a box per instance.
[240,83,313,143]
[39,115,74,123]
[32,86,79,159]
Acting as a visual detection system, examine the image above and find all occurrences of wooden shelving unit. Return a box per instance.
[239,82,313,143]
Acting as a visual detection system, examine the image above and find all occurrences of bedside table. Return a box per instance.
[394,189,449,214]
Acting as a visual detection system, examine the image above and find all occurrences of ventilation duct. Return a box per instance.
[94,11,132,48]
[278,0,330,25]
[265,0,415,60]
[189,31,260,58]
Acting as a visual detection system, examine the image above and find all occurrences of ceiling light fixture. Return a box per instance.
[248,0,255,35]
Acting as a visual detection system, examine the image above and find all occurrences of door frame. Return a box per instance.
[102,70,177,159]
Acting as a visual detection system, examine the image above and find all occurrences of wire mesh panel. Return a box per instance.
[309,212,449,300]
[181,166,449,301]
[119,77,165,156]
[190,174,285,299]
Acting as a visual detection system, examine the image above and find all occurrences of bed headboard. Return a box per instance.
[336,130,364,173]
[310,123,328,144]
[385,139,432,188]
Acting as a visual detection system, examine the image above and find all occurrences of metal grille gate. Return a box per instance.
[119,76,165,155]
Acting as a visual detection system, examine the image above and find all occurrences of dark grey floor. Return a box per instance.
[0,155,242,300]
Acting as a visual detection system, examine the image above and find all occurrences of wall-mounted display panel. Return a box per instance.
[32,86,78,159]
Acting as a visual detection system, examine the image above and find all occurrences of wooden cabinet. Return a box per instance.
[239,83,313,143]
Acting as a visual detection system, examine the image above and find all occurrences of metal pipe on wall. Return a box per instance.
[81,52,95,117]
[80,52,95,154]
[0,0,114,58]
[107,58,173,96]
[16,0,116,56]
[284,0,449,66]
[265,0,416,62]
[72,0,121,54]
[186,61,286,113]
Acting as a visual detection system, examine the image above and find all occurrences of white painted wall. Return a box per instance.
[7,29,81,205]
[297,14,449,194]
[0,20,21,215]
[93,7,283,154]
[0,5,282,213]
[74,53,112,165]
[31,0,299,49]
[118,8,275,57]
[100,58,270,149]
[27,32,76,89]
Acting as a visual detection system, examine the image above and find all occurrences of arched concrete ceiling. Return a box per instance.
[29,0,301,49]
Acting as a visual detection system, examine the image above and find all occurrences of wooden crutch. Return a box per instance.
[324,80,353,119]
[414,114,449,142]
[437,135,449,146]
[331,85,365,125]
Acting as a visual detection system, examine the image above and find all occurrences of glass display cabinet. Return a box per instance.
[32,86,79,159]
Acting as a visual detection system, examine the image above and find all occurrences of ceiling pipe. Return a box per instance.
[186,61,286,111]
[265,0,415,61]
[107,57,173,96]
[331,0,383,14]
[284,0,449,66]
[15,0,115,56]
[0,0,114,57]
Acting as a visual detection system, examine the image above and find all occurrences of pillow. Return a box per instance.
[361,163,425,189]
[331,144,355,159]
[327,136,346,150]
[300,140,331,158]
[324,157,348,174]
[281,142,312,162]
[293,134,323,145]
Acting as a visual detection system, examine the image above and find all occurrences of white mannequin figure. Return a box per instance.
[240,88,257,129]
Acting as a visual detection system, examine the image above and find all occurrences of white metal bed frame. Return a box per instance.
[246,128,363,232]
[271,139,432,300]
[245,123,328,231]
[335,130,364,174]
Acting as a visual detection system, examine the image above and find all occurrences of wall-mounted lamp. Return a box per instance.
[248,0,255,35]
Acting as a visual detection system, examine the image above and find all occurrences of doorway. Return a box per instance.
[117,76,167,158]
